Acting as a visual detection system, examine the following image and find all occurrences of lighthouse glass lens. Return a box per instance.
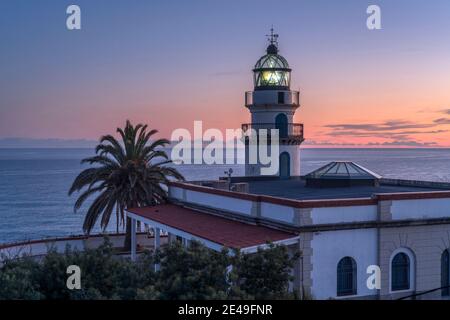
[262,71,280,84]
[258,70,287,86]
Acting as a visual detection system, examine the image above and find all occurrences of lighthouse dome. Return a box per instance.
[253,44,291,90]
[254,50,290,70]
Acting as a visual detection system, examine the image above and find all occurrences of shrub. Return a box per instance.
[0,238,299,300]
[155,241,230,299]
[0,256,43,300]
[229,244,299,300]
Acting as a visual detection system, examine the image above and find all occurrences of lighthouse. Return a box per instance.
[242,29,304,177]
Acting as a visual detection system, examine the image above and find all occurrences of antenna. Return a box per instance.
[224,168,233,191]
[266,26,279,46]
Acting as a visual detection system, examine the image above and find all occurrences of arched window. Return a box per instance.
[441,249,450,297]
[275,113,288,138]
[337,257,357,296]
[391,252,410,291]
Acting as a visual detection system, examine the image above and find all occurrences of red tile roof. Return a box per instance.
[127,204,296,249]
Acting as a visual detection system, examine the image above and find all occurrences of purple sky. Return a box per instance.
[1,0,450,147]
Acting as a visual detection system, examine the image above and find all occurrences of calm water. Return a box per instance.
[0,148,449,243]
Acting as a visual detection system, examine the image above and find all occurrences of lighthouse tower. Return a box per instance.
[242,29,304,177]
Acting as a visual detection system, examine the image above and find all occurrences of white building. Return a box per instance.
[126,33,450,300]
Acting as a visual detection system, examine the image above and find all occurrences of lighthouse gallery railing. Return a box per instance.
[245,90,300,106]
[241,123,304,140]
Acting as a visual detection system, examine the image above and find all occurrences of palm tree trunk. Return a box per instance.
[124,216,132,251]
[116,206,119,234]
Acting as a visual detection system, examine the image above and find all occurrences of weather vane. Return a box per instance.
[266,26,279,46]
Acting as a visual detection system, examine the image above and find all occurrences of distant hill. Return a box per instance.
[0,138,98,148]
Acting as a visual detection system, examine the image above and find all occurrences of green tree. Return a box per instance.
[0,240,299,300]
[68,120,184,249]
[230,243,299,299]
[16,238,157,300]
[60,240,156,300]
[155,241,230,299]
[154,241,299,300]
[0,256,43,300]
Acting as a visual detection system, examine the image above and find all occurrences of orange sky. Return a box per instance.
[1,1,449,147]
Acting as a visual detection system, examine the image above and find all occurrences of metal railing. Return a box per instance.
[245,90,300,106]
[241,122,304,140]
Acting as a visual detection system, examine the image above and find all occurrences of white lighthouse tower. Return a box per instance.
[242,29,304,177]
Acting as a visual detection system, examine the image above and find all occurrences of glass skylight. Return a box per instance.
[305,161,382,180]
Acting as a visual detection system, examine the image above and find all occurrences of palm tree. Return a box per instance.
[69,120,184,249]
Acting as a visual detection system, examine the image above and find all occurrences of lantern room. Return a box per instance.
[253,29,291,90]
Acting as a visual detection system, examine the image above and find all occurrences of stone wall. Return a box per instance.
[379,224,450,299]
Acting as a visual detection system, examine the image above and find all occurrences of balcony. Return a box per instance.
[241,122,304,144]
[245,90,300,107]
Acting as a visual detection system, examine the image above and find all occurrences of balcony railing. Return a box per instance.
[245,92,253,106]
[241,122,304,141]
[245,90,300,107]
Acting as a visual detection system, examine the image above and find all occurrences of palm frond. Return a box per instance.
[70,120,185,236]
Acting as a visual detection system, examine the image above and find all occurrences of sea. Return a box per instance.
[0,148,449,243]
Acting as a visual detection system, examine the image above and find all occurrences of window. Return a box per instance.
[337,257,357,296]
[279,152,290,178]
[278,92,285,104]
[275,113,288,138]
[391,252,410,291]
[442,249,450,297]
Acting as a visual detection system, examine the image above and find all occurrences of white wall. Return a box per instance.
[168,186,184,200]
[251,109,295,124]
[312,205,377,224]
[252,90,296,105]
[170,186,380,225]
[0,239,85,261]
[0,234,153,262]
[244,142,300,176]
[310,228,378,299]
[185,190,253,216]
[391,198,450,220]
[279,144,300,176]
[260,202,295,224]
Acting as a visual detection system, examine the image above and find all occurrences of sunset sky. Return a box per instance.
[1,0,450,147]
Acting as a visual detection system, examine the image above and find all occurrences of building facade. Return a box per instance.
[142,178,450,300]
[124,32,450,300]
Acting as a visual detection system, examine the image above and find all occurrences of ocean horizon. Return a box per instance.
[1,147,449,243]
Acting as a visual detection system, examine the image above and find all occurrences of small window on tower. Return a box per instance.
[278,92,285,104]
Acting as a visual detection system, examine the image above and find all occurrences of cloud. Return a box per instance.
[325,120,436,132]
[303,139,438,147]
[320,119,447,147]
[417,107,450,114]
[303,139,358,146]
[367,140,438,147]
[330,129,448,138]
[434,118,450,125]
